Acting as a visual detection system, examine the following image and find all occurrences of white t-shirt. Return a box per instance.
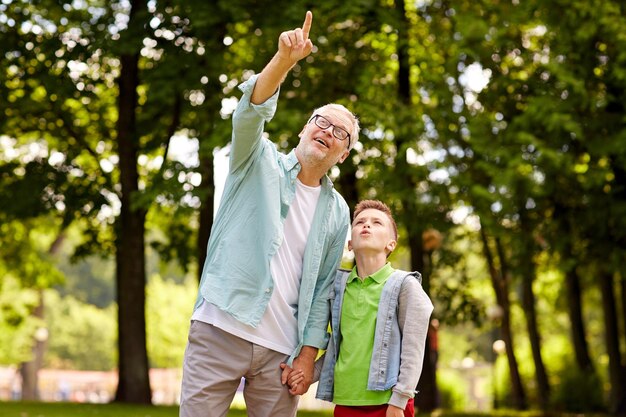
[192,179,321,355]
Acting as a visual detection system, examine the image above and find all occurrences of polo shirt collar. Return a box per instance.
[348,262,394,283]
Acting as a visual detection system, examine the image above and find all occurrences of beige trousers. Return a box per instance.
[179,320,299,417]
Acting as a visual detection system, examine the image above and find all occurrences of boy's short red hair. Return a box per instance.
[353,200,398,241]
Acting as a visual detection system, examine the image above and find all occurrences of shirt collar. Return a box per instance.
[285,149,334,190]
[348,262,394,284]
[285,149,300,171]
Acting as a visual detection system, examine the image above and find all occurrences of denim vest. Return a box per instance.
[316,269,422,401]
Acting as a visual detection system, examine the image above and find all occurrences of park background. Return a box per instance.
[1,0,625,415]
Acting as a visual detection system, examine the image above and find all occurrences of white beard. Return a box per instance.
[296,142,334,170]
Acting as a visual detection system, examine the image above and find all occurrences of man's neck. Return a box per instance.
[354,252,388,278]
[297,165,324,187]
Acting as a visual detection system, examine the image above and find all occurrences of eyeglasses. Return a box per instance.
[308,114,351,148]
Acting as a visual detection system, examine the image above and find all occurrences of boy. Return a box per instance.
[284,200,434,417]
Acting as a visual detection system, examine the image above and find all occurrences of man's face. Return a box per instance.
[296,108,351,169]
[349,208,397,256]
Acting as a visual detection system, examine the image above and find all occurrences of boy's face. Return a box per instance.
[348,208,397,256]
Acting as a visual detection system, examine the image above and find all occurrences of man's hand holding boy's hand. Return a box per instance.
[280,363,305,395]
[280,346,317,395]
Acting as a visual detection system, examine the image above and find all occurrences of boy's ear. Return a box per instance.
[386,239,397,254]
[347,239,353,252]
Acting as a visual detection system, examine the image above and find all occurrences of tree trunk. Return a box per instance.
[197,154,215,283]
[480,227,527,409]
[621,273,626,361]
[19,232,65,401]
[598,269,626,415]
[520,254,550,409]
[114,0,150,404]
[553,203,595,372]
[195,16,228,282]
[564,253,594,371]
[414,235,440,410]
[494,236,527,410]
[392,0,438,410]
[613,164,626,360]
[335,159,358,218]
[601,82,626,416]
[519,212,550,409]
[19,290,46,401]
[408,222,437,411]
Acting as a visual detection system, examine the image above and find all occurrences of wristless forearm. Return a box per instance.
[251,53,296,104]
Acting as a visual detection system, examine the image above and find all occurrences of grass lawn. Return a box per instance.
[0,403,611,417]
[0,402,333,417]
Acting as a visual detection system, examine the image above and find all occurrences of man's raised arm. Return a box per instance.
[250,11,314,105]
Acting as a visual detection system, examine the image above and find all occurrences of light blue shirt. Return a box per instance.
[194,74,350,361]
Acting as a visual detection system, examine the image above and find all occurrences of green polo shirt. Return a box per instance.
[333,263,395,405]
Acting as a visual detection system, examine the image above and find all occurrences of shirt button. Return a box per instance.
[265,288,271,293]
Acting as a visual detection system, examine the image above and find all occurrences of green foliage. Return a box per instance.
[552,364,606,412]
[430,227,490,327]
[0,217,65,288]
[44,291,116,371]
[0,216,64,365]
[438,368,470,410]
[54,253,115,308]
[51,225,116,308]
[0,276,40,365]
[493,355,514,409]
[42,272,196,370]
[146,205,197,275]
[146,275,196,368]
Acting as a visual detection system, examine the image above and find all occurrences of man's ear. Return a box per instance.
[347,239,353,252]
[337,149,350,164]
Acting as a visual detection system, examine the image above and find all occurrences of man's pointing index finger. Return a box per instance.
[302,11,312,39]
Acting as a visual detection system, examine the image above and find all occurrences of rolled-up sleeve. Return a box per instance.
[229,74,280,173]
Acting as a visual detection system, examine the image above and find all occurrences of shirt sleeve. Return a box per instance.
[302,206,349,349]
[389,277,434,409]
[229,74,280,173]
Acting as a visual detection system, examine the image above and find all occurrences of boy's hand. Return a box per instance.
[286,346,317,395]
[280,363,305,395]
[277,11,314,64]
[386,404,404,417]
